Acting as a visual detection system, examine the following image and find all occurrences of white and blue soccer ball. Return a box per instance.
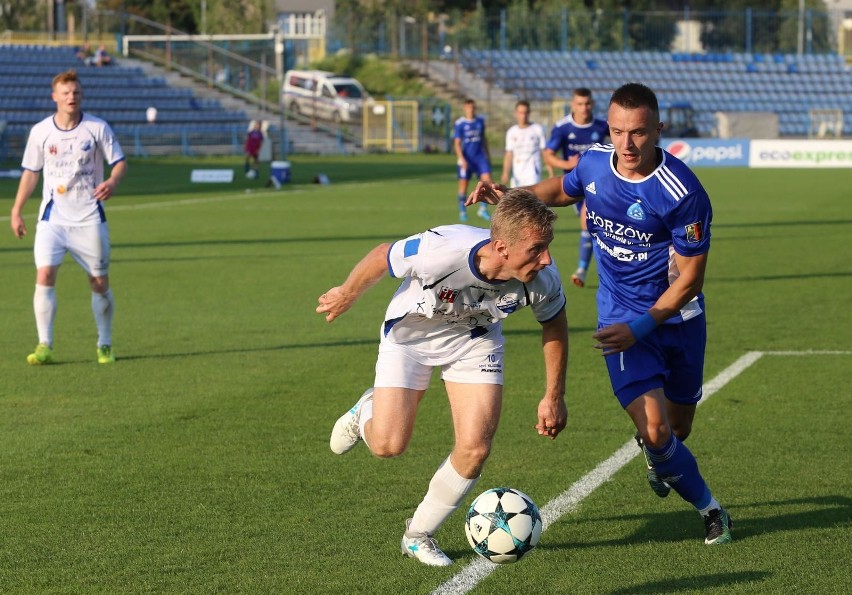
[245,169,257,179]
[464,487,542,564]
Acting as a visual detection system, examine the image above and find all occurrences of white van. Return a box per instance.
[283,70,371,123]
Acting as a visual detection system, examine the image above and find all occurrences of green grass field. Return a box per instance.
[0,155,850,594]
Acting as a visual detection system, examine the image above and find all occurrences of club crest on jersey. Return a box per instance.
[685,221,704,242]
[496,294,520,314]
[48,145,58,155]
[438,286,459,303]
[81,140,92,152]
[626,202,645,221]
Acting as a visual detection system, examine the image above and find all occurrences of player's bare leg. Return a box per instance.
[403,382,501,566]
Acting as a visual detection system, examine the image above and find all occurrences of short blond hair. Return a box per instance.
[491,188,557,246]
[52,69,80,89]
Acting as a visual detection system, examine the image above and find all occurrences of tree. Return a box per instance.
[0,0,46,31]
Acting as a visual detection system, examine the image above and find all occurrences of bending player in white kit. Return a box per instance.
[10,69,127,365]
[317,189,569,566]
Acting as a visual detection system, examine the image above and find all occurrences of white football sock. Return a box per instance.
[698,496,721,516]
[408,456,479,536]
[33,284,57,346]
[91,289,114,347]
[358,396,373,449]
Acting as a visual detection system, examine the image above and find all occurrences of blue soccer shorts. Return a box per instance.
[602,314,706,409]
[457,155,492,180]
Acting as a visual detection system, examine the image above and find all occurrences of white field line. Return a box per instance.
[0,192,256,222]
[432,350,771,595]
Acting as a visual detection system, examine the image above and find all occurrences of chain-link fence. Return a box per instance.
[329,6,845,59]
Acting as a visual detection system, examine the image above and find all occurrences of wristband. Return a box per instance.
[628,313,656,341]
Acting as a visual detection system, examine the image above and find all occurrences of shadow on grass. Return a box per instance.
[608,571,773,594]
[438,495,849,575]
[530,494,851,552]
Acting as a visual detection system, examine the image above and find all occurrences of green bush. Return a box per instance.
[312,53,432,99]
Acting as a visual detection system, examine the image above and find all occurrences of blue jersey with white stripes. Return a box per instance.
[546,116,609,166]
[562,144,712,326]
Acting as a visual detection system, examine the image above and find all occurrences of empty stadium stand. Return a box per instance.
[0,44,249,158]
[460,49,852,137]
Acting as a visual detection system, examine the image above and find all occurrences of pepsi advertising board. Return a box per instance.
[664,139,750,167]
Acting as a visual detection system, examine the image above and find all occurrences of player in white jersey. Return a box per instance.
[467,83,731,546]
[10,70,127,365]
[501,100,551,187]
[318,189,568,566]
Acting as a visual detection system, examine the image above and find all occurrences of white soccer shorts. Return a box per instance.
[374,337,505,390]
[34,220,110,277]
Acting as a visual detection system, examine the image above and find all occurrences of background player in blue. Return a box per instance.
[544,88,609,288]
[468,82,731,545]
[317,189,569,566]
[453,98,492,222]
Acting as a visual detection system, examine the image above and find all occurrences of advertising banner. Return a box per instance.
[663,139,750,167]
[749,140,852,168]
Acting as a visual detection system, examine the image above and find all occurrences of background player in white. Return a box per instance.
[500,100,551,187]
[317,189,568,566]
[468,83,731,545]
[10,69,127,365]
[544,88,610,288]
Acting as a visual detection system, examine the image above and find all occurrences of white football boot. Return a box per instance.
[329,388,373,455]
[400,518,453,567]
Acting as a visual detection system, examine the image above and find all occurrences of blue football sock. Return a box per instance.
[578,231,593,270]
[457,194,466,212]
[645,433,713,509]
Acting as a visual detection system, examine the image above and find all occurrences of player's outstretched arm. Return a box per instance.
[535,308,568,440]
[528,176,577,208]
[10,169,40,239]
[465,180,507,207]
[316,243,391,323]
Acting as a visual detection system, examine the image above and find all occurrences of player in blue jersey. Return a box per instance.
[468,83,731,545]
[453,98,493,222]
[544,88,610,288]
[318,189,568,566]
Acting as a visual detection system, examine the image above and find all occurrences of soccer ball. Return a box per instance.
[464,487,542,564]
[245,169,257,179]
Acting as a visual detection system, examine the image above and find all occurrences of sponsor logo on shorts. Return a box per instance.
[479,353,502,374]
